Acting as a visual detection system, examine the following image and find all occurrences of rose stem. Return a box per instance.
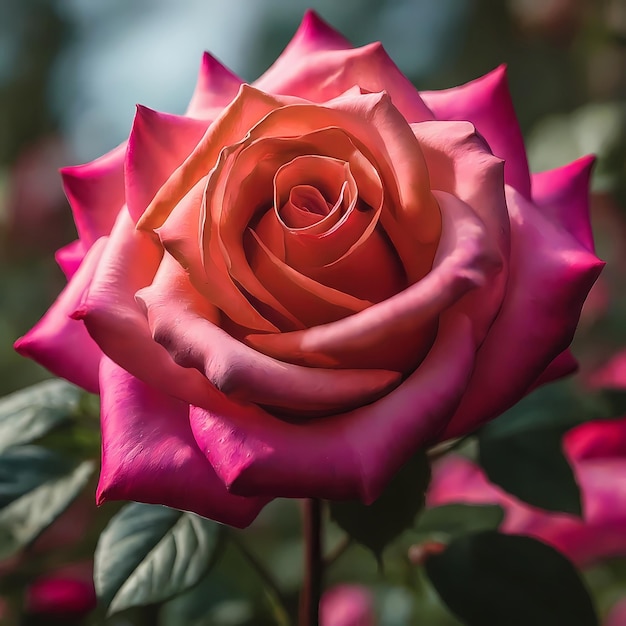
[300,498,323,626]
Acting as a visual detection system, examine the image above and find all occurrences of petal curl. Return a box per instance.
[137,254,401,413]
[125,106,210,222]
[55,239,85,280]
[442,185,603,439]
[191,311,475,502]
[421,66,531,198]
[61,144,125,247]
[15,239,107,394]
[97,357,266,527]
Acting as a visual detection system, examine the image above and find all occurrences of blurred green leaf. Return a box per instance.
[95,503,223,615]
[412,504,504,541]
[0,379,82,452]
[0,445,74,509]
[425,531,598,626]
[0,459,94,560]
[330,450,431,558]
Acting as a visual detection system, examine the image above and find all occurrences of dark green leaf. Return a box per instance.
[330,450,431,557]
[0,446,74,509]
[425,531,598,626]
[413,504,504,541]
[0,379,82,452]
[0,459,94,560]
[95,502,223,615]
[478,385,582,515]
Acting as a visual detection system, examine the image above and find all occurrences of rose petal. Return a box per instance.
[97,357,266,527]
[255,14,432,123]
[528,349,578,392]
[125,106,210,222]
[588,349,626,390]
[191,311,475,502]
[531,155,596,253]
[248,189,499,373]
[186,52,243,118]
[14,239,107,394]
[442,185,603,439]
[54,239,85,280]
[74,208,222,410]
[421,65,531,198]
[565,417,626,462]
[137,253,401,412]
[61,144,126,247]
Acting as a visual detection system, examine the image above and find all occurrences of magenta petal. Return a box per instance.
[531,155,596,253]
[190,312,476,503]
[14,239,107,394]
[421,66,531,198]
[55,240,86,280]
[186,52,244,118]
[61,144,126,247]
[97,357,266,527]
[125,106,210,222]
[528,349,578,392]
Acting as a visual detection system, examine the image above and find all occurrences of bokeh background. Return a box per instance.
[0,0,625,624]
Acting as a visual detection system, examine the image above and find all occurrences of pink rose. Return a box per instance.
[15,11,601,526]
[25,569,96,619]
[428,417,626,567]
[320,584,376,626]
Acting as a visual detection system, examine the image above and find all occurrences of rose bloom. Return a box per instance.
[428,417,626,567]
[15,12,602,526]
[320,584,376,626]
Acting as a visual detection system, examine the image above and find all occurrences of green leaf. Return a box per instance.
[0,459,94,560]
[0,379,82,452]
[478,385,582,515]
[95,502,223,615]
[0,446,74,509]
[412,504,504,541]
[425,531,599,626]
[330,450,431,557]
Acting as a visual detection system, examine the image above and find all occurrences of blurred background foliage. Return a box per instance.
[0,0,625,624]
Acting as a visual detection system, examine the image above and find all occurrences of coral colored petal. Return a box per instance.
[248,190,499,373]
[442,186,603,439]
[137,254,401,413]
[421,66,531,198]
[55,240,86,280]
[74,208,222,410]
[61,144,126,247]
[191,312,475,502]
[15,239,107,394]
[531,155,596,253]
[125,106,210,222]
[186,52,243,118]
[97,358,266,527]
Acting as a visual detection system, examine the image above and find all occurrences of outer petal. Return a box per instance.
[61,144,126,247]
[421,66,531,198]
[54,239,85,280]
[186,52,243,118]
[531,155,596,253]
[125,106,211,222]
[137,253,401,413]
[528,349,578,391]
[190,312,476,503]
[255,14,432,123]
[442,185,603,439]
[14,239,107,394]
[97,357,266,527]
[73,208,222,411]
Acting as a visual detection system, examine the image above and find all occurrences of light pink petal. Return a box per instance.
[125,106,211,222]
[421,66,531,198]
[442,185,603,439]
[320,585,376,626]
[137,253,401,413]
[186,52,243,118]
[97,357,266,527]
[588,349,626,390]
[54,239,86,280]
[190,312,476,503]
[531,155,596,253]
[73,208,222,410]
[606,598,626,626]
[255,16,432,123]
[61,144,126,247]
[15,239,107,394]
